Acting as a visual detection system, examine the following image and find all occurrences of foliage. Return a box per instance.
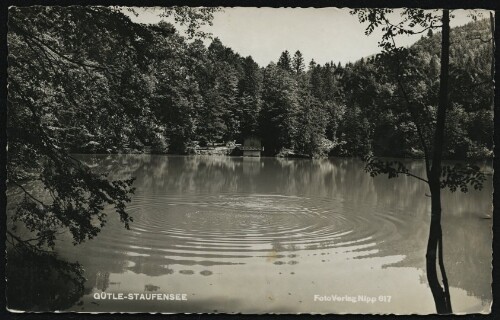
[292,50,305,74]
[353,11,484,313]
[440,163,486,192]
[6,243,86,311]
[351,9,491,197]
[7,6,216,248]
[260,63,299,154]
[363,155,486,193]
[10,7,492,160]
[8,6,493,249]
[277,50,292,72]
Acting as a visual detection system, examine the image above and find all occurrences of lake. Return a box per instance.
[7,155,493,314]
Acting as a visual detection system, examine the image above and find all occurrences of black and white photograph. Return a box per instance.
[4,4,495,315]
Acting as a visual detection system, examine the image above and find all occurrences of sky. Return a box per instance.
[124,7,492,67]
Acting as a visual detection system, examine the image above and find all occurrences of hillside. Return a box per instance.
[8,7,494,159]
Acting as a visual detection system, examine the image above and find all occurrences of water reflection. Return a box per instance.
[6,245,86,311]
[7,155,492,313]
[95,271,110,291]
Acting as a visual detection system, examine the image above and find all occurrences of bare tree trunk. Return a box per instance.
[425,9,452,314]
[426,182,452,313]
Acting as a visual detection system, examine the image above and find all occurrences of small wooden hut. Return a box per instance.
[242,137,263,157]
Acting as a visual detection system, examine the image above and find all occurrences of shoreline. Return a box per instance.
[69,151,494,163]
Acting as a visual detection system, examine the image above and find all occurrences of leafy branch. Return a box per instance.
[440,163,486,192]
[363,155,428,183]
[364,155,486,193]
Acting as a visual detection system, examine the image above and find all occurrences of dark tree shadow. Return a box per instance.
[6,244,86,311]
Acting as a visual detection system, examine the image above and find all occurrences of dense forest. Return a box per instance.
[6,8,494,313]
[9,8,493,163]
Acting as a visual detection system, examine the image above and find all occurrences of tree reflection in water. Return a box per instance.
[6,244,86,311]
[6,155,491,313]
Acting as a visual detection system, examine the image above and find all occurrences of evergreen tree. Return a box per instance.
[260,63,299,154]
[292,50,305,74]
[294,91,329,157]
[277,50,292,72]
[309,58,317,71]
[238,56,262,141]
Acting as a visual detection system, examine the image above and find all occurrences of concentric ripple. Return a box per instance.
[82,191,410,270]
[44,155,492,313]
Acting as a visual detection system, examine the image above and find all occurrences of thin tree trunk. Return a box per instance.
[490,12,495,82]
[426,183,452,313]
[425,9,452,314]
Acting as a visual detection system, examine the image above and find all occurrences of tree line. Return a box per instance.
[6,8,493,313]
[9,7,493,161]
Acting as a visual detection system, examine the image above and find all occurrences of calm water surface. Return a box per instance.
[10,155,493,313]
